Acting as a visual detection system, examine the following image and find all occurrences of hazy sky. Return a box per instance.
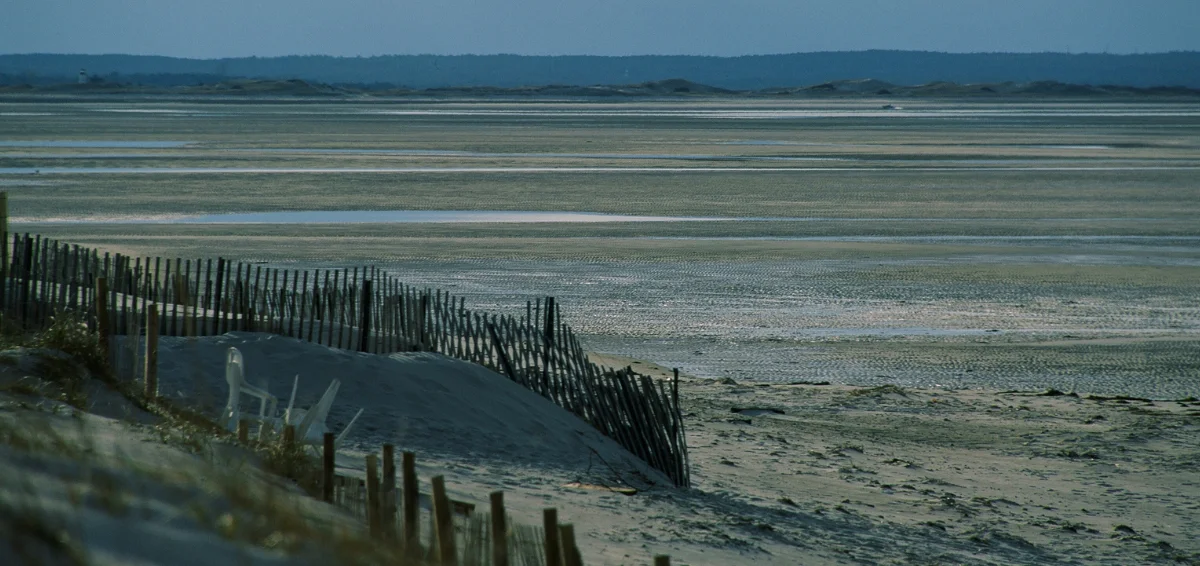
[3,0,1198,58]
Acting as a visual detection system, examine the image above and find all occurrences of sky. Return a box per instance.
[2,0,1198,58]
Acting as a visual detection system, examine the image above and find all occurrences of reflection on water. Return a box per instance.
[641,235,1200,242]
[0,140,194,148]
[370,108,1200,119]
[180,210,723,224]
[27,210,729,224]
[0,153,169,159]
[724,141,1118,150]
[94,109,193,114]
[1028,145,1113,150]
[27,212,1200,228]
[0,179,59,187]
[243,148,847,162]
[2,165,1196,175]
[369,109,1200,120]
[722,140,802,146]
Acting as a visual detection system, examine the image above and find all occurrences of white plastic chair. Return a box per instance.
[221,347,278,433]
[281,375,364,448]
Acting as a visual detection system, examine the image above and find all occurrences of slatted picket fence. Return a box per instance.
[0,232,690,487]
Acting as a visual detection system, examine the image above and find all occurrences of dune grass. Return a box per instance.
[0,313,557,565]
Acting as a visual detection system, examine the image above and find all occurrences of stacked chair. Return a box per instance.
[221,347,364,448]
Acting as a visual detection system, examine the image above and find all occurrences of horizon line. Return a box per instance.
[3,49,1199,60]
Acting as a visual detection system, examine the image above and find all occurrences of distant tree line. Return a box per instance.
[2,51,1198,89]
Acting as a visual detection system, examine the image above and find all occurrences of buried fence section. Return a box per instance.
[313,444,552,565]
[0,232,690,487]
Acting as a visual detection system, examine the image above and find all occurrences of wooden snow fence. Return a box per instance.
[241,428,567,565]
[0,231,690,487]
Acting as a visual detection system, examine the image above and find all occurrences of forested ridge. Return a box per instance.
[2,51,1198,89]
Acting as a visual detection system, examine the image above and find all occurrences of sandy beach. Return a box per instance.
[429,358,1200,565]
[2,96,1197,564]
[6,332,1195,565]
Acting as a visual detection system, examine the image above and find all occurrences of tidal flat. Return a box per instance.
[2,97,1198,398]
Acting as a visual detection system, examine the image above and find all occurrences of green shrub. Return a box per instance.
[34,311,111,382]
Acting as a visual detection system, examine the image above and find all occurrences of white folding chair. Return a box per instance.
[281,375,364,448]
[221,347,278,434]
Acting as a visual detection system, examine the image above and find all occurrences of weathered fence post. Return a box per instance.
[402,451,420,554]
[212,258,225,335]
[237,419,249,443]
[418,292,429,351]
[559,524,582,566]
[672,367,680,446]
[282,424,296,447]
[542,296,555,381]
[366,453,381,539]
[488,322,519,383]
[95,277,111,370]
[19,236,32,327]
[382,443,395,538]
[322,432,335,503]
[544,508,562,566]
[359,279,372,352]
[431,475,456,565]
[491,491,508,566]
[144,304,158,399]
